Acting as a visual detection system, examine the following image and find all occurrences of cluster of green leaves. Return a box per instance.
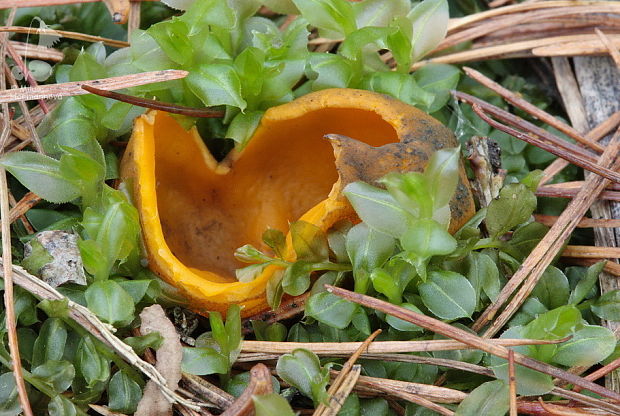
[181,305,242,382]
[235,144,619,415]
[0,283,168,414]
[25,0,461,154]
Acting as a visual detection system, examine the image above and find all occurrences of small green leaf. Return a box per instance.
[408,0,449,62]
[276,348,328,405]
[293,0,357,38]
[352,0,410,27]
[48,395,77,416]
[1,151,81,204]
[419,270,476,320]
[569,261,605,305]
[263,229,287,259]
[226,111,264,148]
[401,219,457,256]
[454,380,508,416]
[592,290,620,321]
[32,360,75,393]
[413,64,460,113]
[424,146,461,211]
[346,223,396,293]
[85,280,135,326]
[108,370,143,413]
[0,373,21,416]
[306,292,356,329]
[282,262,313,296]
[552,325,615,367]
[124,332,164,355]
[32,318,67,368]
[307,53,355,90]
[467,251,500,305]
[76,336,110,388]
[531,267,569,310]
[344,181,411,238]
[252,393,296,416]
[291,221,329,263]
[187,63,247,110]
[370,268,402,305]
[486,183,537,238]
[386,303,423,332]
[182,347,229,375]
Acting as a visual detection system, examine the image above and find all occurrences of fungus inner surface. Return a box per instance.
[154,108,398,281]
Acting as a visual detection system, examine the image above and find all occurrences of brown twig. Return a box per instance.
[82,85,224,118]
[314,329,381,416]
[220,364,273,416]
[5,42,49,113]
[541,110,620,185]
[562,245,620,259]
[438,6,620,54]
[0,26,129,48]
[413,34,620,70]
[324,285,620,406]
[508,349,517,416]
[0,70,188,103]
[463,99,620,184]
[574,355,620,393]
[533,35,620,58]
[534,214,620,228]
[8,192,41,224]
[351,374,466,404]
[463,66,602,152]
[447,1,620,32]
[536,186,620,202]
[240,337,568,355]
[474,131,620,337]
[595,28,620,71]
[518,400,610,415]
[181,373,234,410]
[319,367,362,416]
[3,64,43,153]
[128,0,141,39]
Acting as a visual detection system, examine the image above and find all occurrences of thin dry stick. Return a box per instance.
[536,185,620,202]
[463,66,602,152]
[240,337,567,355]
[324,285,620,407]
[595,28,620,70]
[453,92,620,179]
[533,36,620,58]
[7,192,39,224]
[320,367,362,416]
[82,85,225,118]
[128,0,141,39]
[562,245,620,259]
[438,5,620,54]
[0,26,129,48]
[574,355,620,394]
[447,1,620,32]
[508,350,517,416]
[534,214,620,228]
[314,329,381,416]
[541,110,620,185]
[411,34,620,70]
[477,132,620,337]
[3,64,43,153]
[0,69,188,103]
[351,374,466,404]
[0,7,32,416]
[5,42,49,113]
[10,41,64,62]
[468,103,620,184]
